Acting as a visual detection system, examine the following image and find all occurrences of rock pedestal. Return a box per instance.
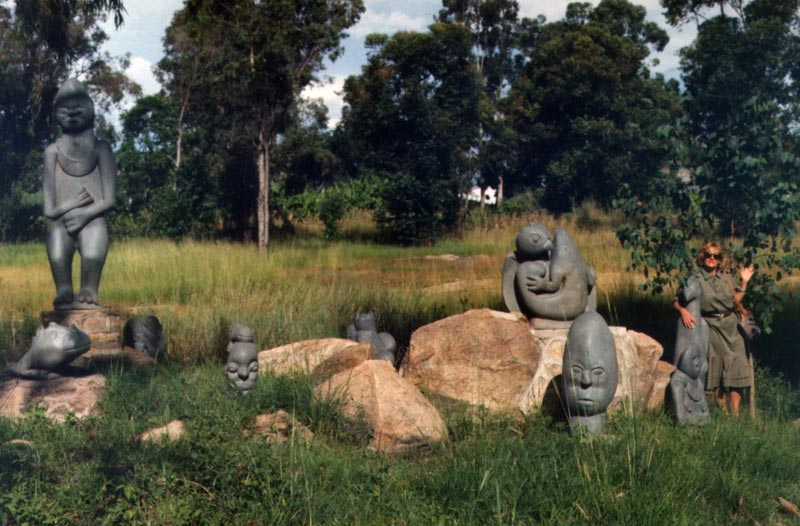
[0,373,106,421]
[42,309,122,362]
[405,309,674,417]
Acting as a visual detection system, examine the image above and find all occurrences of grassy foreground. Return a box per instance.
[1,212,800,525]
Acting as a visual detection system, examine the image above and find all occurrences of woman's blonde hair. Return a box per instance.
[695,242,725,267]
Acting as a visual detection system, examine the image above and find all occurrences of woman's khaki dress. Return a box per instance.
[689,269,750,389]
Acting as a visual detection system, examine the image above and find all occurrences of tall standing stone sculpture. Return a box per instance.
[502,222,596,324]
[561,311,618,435]
[43,78,116,310]
[669,276,711,425]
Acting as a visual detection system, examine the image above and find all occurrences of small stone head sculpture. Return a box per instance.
[225,323,258,395]
[562,311,618,435]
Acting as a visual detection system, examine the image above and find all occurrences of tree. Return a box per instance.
[15,0,125,60]
[617,0,800,330]
[0,1,138,240]
[506,0,682,212]
[337,24,482,244]
[437,0,521,204]
[157,0,364,252]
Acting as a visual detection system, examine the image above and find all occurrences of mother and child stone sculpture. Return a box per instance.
[561,311,618,436]
[44,78,116,310]
[669,276,711,425]
[503,222,597,324]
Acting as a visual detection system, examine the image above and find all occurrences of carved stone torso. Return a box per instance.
[54,138,103,214]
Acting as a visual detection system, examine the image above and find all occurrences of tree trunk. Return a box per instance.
[257,127,270,254]
[497,175,504,206]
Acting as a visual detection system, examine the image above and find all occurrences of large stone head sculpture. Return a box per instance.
[562,311,618,435]
[225,323,259,395]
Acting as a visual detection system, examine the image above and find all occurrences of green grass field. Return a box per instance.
[2,213,800,525]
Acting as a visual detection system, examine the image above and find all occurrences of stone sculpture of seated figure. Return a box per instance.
[43,78,116,310]
[502,222,596,322]
[346,312,397,365]
[561,311,618,436]
[669,276,711,425]
[225,323,259,395]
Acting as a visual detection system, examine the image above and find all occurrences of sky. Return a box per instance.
[100,0,698,127]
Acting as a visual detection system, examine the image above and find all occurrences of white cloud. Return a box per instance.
[350,9,429,37]
[302,77,347,128]
[127,56,160,95]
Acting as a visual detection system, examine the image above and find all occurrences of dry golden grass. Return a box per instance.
[0,211,688,363]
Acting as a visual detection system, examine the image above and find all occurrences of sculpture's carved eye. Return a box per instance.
[227,365,238,374]
[249,362,259,372]
[571,365,583,376]
[529,234,541,245]
[592,367,605,378]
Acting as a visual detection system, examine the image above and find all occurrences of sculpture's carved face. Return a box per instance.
[354,312,376,332]
[515,223,552,260]
[55,94,95,134]
[562,313,618,417]
[678,344,705,380]
[226,345,259,394]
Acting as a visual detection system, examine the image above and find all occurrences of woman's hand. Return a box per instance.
[740,264,754,286]
[680,308,696,329]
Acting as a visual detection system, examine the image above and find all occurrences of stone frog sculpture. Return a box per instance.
[43,78,116,310]
[503,222,596,321]
[9,323,91,379]
[669,276,711,425]
[561,311,618,436]
[346,312,397,365]
[225,323,259,395]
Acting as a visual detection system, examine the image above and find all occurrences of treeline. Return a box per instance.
[2,0,800,258]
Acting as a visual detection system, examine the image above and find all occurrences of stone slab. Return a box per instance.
[0,372,106,421]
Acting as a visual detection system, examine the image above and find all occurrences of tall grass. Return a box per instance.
[2,213,800,525]
[2,364,800,525]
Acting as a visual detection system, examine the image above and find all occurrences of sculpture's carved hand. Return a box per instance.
[63,208,91,234]
[66,187,94,211]
[526,276,543,292]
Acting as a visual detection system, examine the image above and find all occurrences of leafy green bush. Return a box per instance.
[318,189,349,239]
[374,172,460,245]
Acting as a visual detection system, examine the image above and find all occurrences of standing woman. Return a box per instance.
[673,242,754,416]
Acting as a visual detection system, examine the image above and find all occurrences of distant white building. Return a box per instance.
[462,186,497,205]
